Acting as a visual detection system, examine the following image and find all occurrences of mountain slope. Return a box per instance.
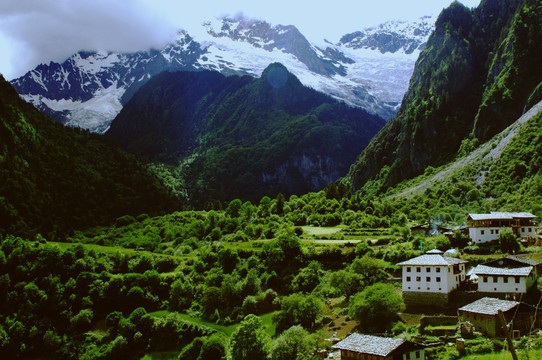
[10,16,434,132]
[349,0,542,194]
[0,75,178,237]
[106,64,385,204]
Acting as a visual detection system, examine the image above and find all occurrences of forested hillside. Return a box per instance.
[0,75,179,238]
[349,0,542,193]
[106,63,385,205]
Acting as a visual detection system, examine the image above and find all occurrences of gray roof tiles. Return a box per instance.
[397,254,467,266]
[458,297,519,315]
[332,334,405,356]
[474,264,533,277]
[468,212,536,221]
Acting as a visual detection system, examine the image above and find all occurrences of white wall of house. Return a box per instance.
[469,227,536,244]
[402,265,465,293]
[469,227,500,243]
[478,275,528,293]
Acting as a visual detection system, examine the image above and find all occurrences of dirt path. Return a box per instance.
[389,100,542,199]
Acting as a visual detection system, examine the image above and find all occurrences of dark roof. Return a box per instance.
[459,297,518,315]
[505,255,540,267]
[332,334,405,357]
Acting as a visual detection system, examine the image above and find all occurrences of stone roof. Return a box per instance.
[458,297,518,315]
[468,212,536,221]
[332,334,405,357]
[397,254,467,266]
[474,264,533,277]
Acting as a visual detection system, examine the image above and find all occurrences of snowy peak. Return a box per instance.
[340,16,434,54]
[204,16,346,77]
[11,15,436,133]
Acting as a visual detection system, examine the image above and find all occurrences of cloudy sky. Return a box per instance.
[0,0,480,80]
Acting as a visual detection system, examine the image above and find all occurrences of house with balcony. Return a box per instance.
[397,249,468,306]
[467,212,537,244]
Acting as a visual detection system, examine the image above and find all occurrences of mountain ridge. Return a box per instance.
[105,63,385,204]
[10,15,434,132]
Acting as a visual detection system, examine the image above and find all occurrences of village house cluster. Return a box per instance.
[332,212,540,360]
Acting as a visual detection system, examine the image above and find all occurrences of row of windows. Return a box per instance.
[480,228,532,235]
[406,267,442,273]
[406,276,441,282]
[482,276,521,284]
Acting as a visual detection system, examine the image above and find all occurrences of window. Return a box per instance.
[496,229,499,234]
[483,276,488,283]
[503,277,508,283]
[416,276,421,282]
[426,277,431,282]
[407,267,411,272]
[490,229,494,234]
[436,277,441,282]
[493,276,498,283]
[416,351,420,358]
[436,268,441,273]
[416,267,421,273]
[426,267,431,272]
[515,277,520,284]
[481,230,485,235]
[529,228,532,232]
[406,277,411,282]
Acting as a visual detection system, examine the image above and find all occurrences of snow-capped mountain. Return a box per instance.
[11,15,434,133]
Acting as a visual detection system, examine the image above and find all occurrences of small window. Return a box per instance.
[426,267,431,272]
[515,277,520,284]
[493,276,498,283]
[416,351,420,358]
[490,229,494,234]
[408,286,411,289]
[416,276,421,282]
[436,277,441,282]
[416,267,421,273]
[522,228,525,232]
[436,268,441,273]
[481,230,485,235]
[496,229,499,234]
[406,276,411,282]
[407,267,411,272]
[503,277,508,283]
[426,277,431,282]
[529,228,532,232]
[483,276,488,283]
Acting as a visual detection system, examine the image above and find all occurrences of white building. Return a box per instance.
[467,212,537,244]
[473,255,539,296]
[397,249,468,305]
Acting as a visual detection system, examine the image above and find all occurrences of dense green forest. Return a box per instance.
[106,63,384,205]
[349,0,542,193]
[0,75,181,238]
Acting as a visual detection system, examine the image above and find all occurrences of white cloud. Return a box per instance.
[0,0,481,80]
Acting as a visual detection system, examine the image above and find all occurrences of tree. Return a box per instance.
[270,325,312,360]
[198,333,227,360]
[350,254,391,285]
[273,293,322,333]
[329,270,363,299]
[499,227,520,254]
[228,314,269,360]
[349,283,403,332]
